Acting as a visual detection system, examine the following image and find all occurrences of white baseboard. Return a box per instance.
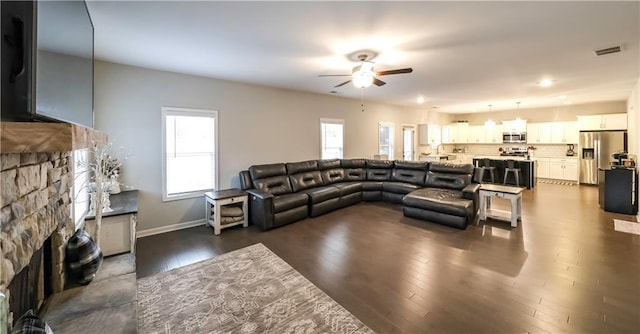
[137,219,206,238]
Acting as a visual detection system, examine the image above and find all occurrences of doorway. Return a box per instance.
[402,125,416,161]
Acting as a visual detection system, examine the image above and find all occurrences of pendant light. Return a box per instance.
[484,104,495,128]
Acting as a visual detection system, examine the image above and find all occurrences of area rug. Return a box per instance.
[537,179,576,186]
[137,243,375,334]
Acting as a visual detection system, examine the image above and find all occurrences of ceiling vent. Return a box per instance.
[594,45,623,56]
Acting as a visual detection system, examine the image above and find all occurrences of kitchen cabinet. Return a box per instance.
[428,124,441,146]
[527,123,552,144]
[578,113,627,131]
[537,158,550,178]
[442,122,468,144]
[502,119,527,133]
[468,125,485,143]
[485,124,502,144]
[550,121,578,144]
[548,158,578,181]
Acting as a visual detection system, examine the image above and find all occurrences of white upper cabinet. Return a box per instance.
[442,122,468,144]
[527,123,552,144]
[577,113,627,131]
[418,124,442,146]
[550,121,578,144]
[527,122,577,144]
[467,125,485,143]
[428,124,441,146]
[502,119,527,133]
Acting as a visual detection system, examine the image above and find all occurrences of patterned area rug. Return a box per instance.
[137,243,374,334]
[537,178,576,186]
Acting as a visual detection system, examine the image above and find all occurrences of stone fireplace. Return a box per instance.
[1,151,77,321]
[0,121,107,326]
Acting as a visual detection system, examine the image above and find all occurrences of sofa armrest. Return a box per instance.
[246,189,275,230]
[462,183,481,213]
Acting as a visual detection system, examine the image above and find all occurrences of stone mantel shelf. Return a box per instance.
[0,122,108,153]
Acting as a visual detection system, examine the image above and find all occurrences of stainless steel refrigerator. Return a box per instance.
[579,131,627,185]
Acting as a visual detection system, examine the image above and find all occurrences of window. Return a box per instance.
[402,125,416,161]
[320,118,344,159]
[162,107,218,201]
[378,122,394,160]
[72,148,89,230]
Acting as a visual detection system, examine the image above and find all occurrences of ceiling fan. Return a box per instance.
[318,54,413,89]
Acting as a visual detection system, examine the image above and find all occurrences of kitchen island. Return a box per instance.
[472,156,536,189]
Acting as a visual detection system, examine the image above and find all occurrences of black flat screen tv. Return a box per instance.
[1,0,94,128]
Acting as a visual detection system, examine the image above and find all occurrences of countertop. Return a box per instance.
[86,190,138,220]
[472,156,536,162]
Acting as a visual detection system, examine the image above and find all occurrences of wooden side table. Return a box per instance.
[205,189,248,235]
[479,184,523,227]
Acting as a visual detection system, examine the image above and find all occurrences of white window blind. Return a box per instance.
[162,107,218,201]
[320,118,344,159]
[378,122,394,160]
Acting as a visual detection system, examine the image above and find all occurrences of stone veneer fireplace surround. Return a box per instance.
[0,122,107,327]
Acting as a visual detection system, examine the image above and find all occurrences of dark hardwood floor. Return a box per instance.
[136,183,640,333]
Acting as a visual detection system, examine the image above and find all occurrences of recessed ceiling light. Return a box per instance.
[564,101,572,105]
[557,95,566,99]
[417,96,425,104]
[538,79,553,87]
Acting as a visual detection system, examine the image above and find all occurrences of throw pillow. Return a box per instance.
[12,310,53,334]
[66,229,103,285]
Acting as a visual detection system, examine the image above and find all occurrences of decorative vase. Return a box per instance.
[110,175,121,194]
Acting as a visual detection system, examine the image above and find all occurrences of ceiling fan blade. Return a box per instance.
[376,68,413,76]
[373,78,386,86]
[334,80,352,88]
[318,74,351,77]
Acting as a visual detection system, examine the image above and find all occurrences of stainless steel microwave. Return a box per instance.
[503,132,527,143]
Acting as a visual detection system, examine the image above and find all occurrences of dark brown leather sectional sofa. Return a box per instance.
[238,158,481,230]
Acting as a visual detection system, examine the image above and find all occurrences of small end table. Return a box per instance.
[205,189,248,235]
[479,184,523,227]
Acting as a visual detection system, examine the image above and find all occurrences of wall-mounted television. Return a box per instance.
[1,0,94,128]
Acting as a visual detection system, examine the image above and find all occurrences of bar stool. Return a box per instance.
[480,158,496,183]
[503,159,521,187]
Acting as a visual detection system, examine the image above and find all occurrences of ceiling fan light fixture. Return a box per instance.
[352,69,374,88]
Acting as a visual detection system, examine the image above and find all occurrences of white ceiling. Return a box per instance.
[86,1,639,113]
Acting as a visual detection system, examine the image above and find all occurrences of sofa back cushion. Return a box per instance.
[253,175,294,195]
[286,160,318,175]
[392,169,427,185]
[366,159,393,181]
[394,160,429,170]
[366,159,394,169]
[341,159,366,168]
[249,163,287,180]
[425,163,473,190]
[344,168,366,181]
[318,159,341,170]
[321,168,345,184]
[290,171,324,192]
[429,162,474,174]
[239,170,253,190]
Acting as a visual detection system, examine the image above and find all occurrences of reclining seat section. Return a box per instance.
[246,163,308,230]
[402,163,480,229]
[287,160,341,217]
[383,161,428,204]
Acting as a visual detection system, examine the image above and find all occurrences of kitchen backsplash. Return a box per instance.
[441,144,579,158]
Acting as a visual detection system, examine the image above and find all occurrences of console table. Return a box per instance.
[479,184,523,227]
[85,190,138,256]
[205,189,248,235]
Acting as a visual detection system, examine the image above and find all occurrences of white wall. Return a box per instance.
[450,101,626,125]
[94,61,438,231]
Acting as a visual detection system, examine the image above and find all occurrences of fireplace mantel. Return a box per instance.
[0,122,108,153]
